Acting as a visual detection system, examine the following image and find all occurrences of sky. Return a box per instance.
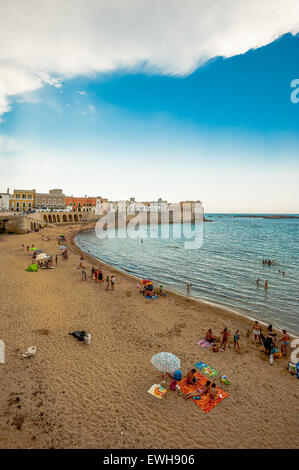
[0,0,299,213]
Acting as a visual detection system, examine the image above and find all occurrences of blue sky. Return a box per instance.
[0,2,299,212]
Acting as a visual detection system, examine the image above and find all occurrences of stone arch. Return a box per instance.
[69,214,73,222]
[44,214,48,223]
[52,214,57,223]
[30,222,34,231]
[63,214,67,222]
[74,214,78,222]
[57,214,60,223]
[48,214,52,223]
[79,214,82,220]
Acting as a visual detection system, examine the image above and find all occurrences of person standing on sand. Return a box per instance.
[55,254,58,264]
[252,321,262,343]
[111,274,115,291]
[81,267,87,281]
[26,245,29,253]
[98,269,103,281]
[278,330,290,357]
[233,330,240,351]
[105,275,110,291]
[220,327,230,349]
[21,244,24,250]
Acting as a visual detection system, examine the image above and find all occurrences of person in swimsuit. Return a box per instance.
[105,275,110,291]
[208,383,218,400]
[267,325,276,343]
[252,321,262,343]
[184,380,211,400]
[205,329,217,343]
[233,330,240,350]
[220,327,230,350]
[186,369,197,385]
[279,330,290,357]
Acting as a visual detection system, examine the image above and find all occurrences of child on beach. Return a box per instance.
[233,330,240,350]
[105,275,110,291]
[111,274,115,291]
[252,321,262,343]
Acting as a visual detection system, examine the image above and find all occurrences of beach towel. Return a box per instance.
[145,295,158,300]
[178,372,229,413]
[147,384,167,399]
[194,361,219,378]
[196,340,212,348]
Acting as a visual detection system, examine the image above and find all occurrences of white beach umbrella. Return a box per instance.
[36,253,48,260]
[151,352,181,374]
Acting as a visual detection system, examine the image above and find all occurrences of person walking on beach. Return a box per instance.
[26,245,29,253]
[21,243,24,250]
[55,254,58,264]
[98,269,103,281]
[233,330,240,351]
[105,275,110,291]
[220,327,230,350]
[252,321,262,343]
[81,267,87,281]
[110,274,115,291]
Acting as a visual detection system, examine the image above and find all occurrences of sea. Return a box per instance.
[75,214,299,335]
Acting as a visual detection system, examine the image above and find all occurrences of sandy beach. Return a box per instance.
[0,224,298,449]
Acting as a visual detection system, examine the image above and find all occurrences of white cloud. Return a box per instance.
[0,0,299,115]
[0,135,23,155]
[77,91,87,95]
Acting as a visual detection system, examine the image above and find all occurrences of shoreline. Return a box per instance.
[71,225,298,340]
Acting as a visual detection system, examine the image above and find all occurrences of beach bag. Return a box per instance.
[173,370,182,381]
[170,380,177,390]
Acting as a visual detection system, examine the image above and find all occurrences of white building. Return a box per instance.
[0,191,10,212]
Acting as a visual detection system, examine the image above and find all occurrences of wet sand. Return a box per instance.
[0,224,298,449]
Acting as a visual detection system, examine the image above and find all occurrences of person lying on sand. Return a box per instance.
[208,383,218,400]
[186,368,197,384]
[184,380,211,400]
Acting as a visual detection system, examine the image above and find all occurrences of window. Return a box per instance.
[22,194,26,199]
[83,203,85,206]
[16,194,20,199]
[28,194,32,199]
[48,199,52,204]
[53,199,56,205]
[29,202,31,208]
[42,199,46,204]
[23,202,26,207]
[16,202,19,207]
[59,199,62,204]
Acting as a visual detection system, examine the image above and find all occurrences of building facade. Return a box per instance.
[34,189,65,210]
[95,197,109,215]
[65,196,97,212]
[10,189,36,212]
[0,191,10,212]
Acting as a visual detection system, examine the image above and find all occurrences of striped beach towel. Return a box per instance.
[196,340,212,348]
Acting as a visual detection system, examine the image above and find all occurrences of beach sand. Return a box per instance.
[0,224,298,449]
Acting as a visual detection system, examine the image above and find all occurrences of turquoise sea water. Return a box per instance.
[75,214,299,335]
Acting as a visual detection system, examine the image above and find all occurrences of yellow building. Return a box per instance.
[10,189,36,212]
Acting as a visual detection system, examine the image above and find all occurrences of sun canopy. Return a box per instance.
[151,352,181,373]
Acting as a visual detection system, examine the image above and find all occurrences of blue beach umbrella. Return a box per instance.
[151,352,181,374]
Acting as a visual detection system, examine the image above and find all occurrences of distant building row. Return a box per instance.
[0,189,108,213]
[1,189,201,215]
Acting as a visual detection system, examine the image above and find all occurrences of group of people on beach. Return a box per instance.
[80,260,116,291]
[184,370,218,401]
[205,328,241,352]
[262,259,274,265]
[203,321,290,362]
